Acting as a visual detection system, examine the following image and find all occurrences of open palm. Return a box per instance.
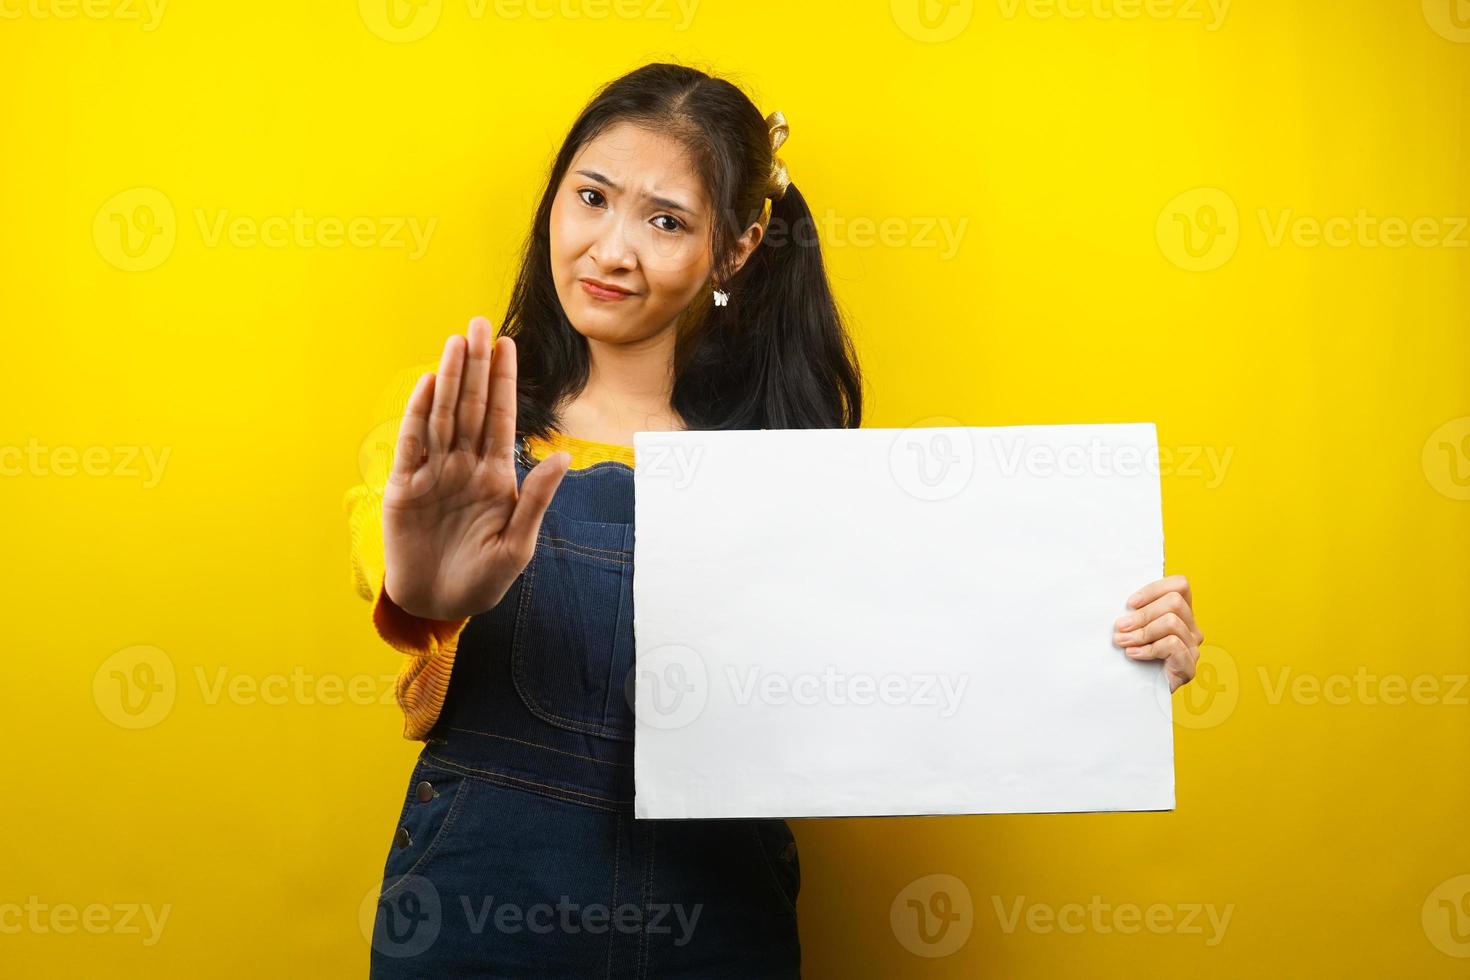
[381,317,569,622]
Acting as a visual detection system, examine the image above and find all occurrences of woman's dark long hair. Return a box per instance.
[500,62,863,438]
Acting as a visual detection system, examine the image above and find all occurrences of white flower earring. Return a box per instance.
[712,285,729,307]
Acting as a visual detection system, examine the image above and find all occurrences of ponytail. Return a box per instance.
[673,181,863,431]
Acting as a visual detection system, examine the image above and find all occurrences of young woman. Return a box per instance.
[349,61,1205,977]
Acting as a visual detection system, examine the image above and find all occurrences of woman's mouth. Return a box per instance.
[580,278,637,301]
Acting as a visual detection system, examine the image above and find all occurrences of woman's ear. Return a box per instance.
[727,221,765,278]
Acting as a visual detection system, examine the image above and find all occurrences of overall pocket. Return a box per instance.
[379,757,472,902]
[511,511,635,740]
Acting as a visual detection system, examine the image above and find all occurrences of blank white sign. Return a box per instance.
[631,423,1173,819]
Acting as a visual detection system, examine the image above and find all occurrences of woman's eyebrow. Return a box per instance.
[574,169,697,217]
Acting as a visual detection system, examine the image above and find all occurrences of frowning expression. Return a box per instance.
[549,121,716,345]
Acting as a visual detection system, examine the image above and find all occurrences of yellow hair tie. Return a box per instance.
[765,110,791,202]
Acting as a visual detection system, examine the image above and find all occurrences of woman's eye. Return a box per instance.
[576,189,681,233]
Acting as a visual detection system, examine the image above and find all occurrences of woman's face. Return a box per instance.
[549,121,754,346]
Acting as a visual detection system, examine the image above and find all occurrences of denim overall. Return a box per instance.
[368,437,802,978]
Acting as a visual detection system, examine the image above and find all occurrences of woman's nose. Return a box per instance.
[589,213,637,270]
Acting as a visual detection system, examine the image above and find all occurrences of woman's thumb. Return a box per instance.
[505,451,570,551]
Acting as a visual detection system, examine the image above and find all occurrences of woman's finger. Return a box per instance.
[429,333,466,453]
[1115,609,1193,650]
[389,371,435,484]
[1125,631,1193,664]
[1115,591,1203,646]
[1165,645,1199,690]
[456,318,493,454]
[1127,574,1192,611]
[482,335,519,466]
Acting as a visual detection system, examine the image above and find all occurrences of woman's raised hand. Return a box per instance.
[381,317,570,621]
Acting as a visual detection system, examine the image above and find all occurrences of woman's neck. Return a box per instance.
[557,332,685,445]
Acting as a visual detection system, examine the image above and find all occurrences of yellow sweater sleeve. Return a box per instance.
[343,362,470,741]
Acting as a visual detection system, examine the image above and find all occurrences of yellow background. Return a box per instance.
[3,0,1468,974]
